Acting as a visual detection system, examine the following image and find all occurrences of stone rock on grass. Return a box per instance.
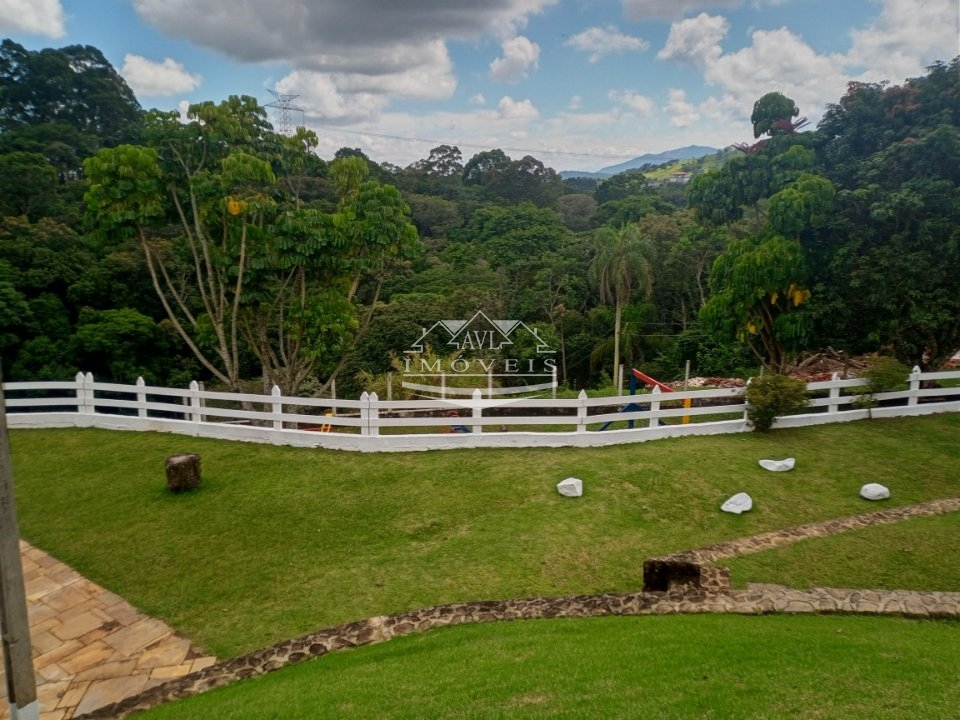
[759,458,796,472]
[166,453,202,493]
[860,483,890,501]
[721,492,753,514]
[557,477,583,497]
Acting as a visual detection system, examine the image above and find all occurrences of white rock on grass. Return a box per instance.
[759,458,796,472]
[557,477,583,497]
[860,483,890,500]
[721,492,753,514]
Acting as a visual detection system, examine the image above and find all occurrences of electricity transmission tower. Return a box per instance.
[265,90,304,136]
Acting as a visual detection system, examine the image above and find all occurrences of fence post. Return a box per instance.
[359,392,369,436]
[271,385,283,430]
[576,389,587,433]
[648,385,661,428]
[136,377,147,418]
[552,366,557,399]
[743,377,753,428]
[472,389,482,434]
[387,372,392,401]
[82,372,95,414]
[827,372,841,415]
[74,372,87,414]
[908,365,921,406]
[368,392,380,436]
[189,381,202,423]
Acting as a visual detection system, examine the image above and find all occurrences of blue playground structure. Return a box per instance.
[598,369,684,431]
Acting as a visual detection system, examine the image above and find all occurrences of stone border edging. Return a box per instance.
[76,497,960,720]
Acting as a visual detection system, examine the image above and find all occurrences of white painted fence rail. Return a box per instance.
[3,369,959,452]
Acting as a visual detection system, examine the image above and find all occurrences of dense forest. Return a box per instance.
[1,38,957,398]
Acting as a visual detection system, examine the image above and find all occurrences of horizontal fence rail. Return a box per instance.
[3,369,959,452]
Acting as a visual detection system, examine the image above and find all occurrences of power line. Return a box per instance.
[312,123,643,162]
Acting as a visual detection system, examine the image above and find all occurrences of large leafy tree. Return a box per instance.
[85,98,420,394]
[750,92,800,138]
[85,98,290,391]
[637,210,729,331]
[0,151,57,219]
[71,307,176,384]
[700,234,811,373]
[0,39,141,145]
[453,202,572,317]
[243,156,420,395]
[812,59,960,368]
[589,224,655,386]
[401,145,465,198]
[699,174,833,372]
[462,149,563,206]
[689,144,817,227]
[84,140,255,391]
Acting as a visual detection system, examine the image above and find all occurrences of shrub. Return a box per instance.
[853,355,911,415]
[862,355,911,394]
[744,373,809,432]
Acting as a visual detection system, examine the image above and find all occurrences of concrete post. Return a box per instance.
[0,379,39,720]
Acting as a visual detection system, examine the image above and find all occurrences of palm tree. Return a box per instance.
[589,224,655,389]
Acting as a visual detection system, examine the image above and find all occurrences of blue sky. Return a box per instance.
[3,0,957,171]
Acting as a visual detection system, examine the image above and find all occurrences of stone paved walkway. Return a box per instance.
[0,541,216,720]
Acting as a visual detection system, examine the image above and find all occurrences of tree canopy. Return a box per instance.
[1,40,957,394]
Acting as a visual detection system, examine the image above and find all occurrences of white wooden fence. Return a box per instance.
[3,369,959,452]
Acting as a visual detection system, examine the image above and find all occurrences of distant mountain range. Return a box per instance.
[561,145,721,179]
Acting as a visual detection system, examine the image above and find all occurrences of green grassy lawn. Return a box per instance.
[136,614,960,720]
[10,414,959,660]
[9,414,960,719]
[725,512,960,591]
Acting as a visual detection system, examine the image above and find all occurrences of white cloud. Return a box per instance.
[127,0,956,173]
[657,13,729,70]
[656,16,846,131]
[622,0,740,21]
[565,26,648,63]
[133,0,557,63]
[0,0,65,37]
[847,0,959,82]
[609,90,656,116]
[497,96,540,120]
[653,0,957,139]
[326,48,457,99]
[121,55,202,97]
[276,71,388,124]
[705,28,848,118]
[490,36,540,82]
[133,0,557,122]
[664,88,700,127]
[276,40,456,123]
